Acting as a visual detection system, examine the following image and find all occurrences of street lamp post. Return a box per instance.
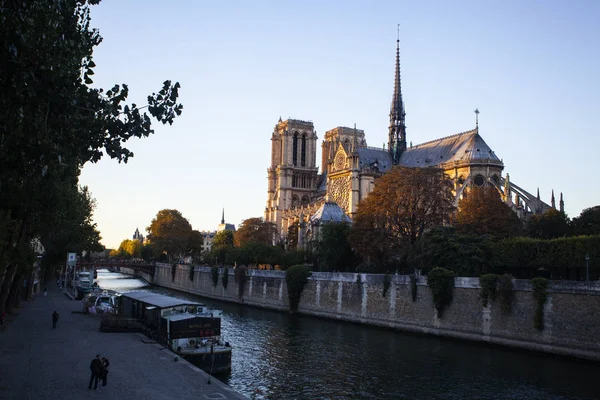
[585,254,590,281]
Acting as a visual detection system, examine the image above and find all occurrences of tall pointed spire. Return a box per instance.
[388,24,407,165]
[560,193,564,213]
[221,208,225,224]
[475,108,480,132]
[551,189,556,209]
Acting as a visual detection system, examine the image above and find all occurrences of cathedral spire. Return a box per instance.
[388,24,406,165]
[560,192,564,213]
[475,108,480,132]
[551,189,556,209]
[221,208,225,224]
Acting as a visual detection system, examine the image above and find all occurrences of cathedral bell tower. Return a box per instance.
[265,118,319,232]
[388,26,407,164]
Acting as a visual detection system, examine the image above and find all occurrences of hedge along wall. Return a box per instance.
[148,263,600,362]
[495,235,600,280]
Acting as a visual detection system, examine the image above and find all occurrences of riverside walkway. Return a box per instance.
[0,285,246,400]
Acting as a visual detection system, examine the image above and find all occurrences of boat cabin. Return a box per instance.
[118,292,203,330]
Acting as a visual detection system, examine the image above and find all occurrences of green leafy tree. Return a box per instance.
[116,239,142,258]
[410,227,495,276]
[234,217,276,247]
[314,223,356,272]
[455,186,521,237]
[188,230,205,263]
[572,206,600,236]
[146,210,193,262]
[0,0,182,313]
[211,230,234,265]
[526,209,571,239]
[349,166,455,267]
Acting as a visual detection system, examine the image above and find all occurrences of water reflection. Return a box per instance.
[97,271,600,399]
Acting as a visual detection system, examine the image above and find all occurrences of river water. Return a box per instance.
[96,271,600,400]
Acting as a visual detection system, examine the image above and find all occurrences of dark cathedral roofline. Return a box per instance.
[409,128,478,149]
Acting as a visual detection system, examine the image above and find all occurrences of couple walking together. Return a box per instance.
[89,354,110,390]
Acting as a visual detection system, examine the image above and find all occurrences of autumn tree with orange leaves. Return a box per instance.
[349,166,455,267]
[455,186,521,237]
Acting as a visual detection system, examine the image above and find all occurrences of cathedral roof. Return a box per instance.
[310,201,352,224]
[357,147,394,173]
[398,129,502,168]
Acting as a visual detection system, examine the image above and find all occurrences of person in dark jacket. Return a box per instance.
[101,356,110,387]
[52,311,59,328]
[89,354,103,390]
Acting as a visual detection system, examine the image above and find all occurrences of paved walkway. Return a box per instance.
[0,284,246,400]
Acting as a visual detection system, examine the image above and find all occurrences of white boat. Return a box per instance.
[83,290,119,315]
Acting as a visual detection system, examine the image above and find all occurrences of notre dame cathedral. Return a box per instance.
[265,36,562,244]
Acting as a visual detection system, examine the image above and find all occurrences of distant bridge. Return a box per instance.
[76,261,155,276]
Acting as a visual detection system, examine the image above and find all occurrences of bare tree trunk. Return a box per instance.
[6,273,23,312]
[0,263,17,314]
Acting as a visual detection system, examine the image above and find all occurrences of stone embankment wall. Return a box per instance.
[145,264,600,362]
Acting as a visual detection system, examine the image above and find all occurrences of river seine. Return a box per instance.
[97,271,600,399]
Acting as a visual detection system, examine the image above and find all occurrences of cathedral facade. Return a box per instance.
[265,37,560,243]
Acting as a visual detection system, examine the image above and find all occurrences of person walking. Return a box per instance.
[51,311,59,328]
[89,354,103,390]
[101,356,110,387]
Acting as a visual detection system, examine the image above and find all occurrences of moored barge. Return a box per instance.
[115,291,232,374]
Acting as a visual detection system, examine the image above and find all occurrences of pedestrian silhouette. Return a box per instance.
[89,354,103,390]
[101,356,110,387]
[52,311,59,328]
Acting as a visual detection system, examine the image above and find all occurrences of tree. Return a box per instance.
[146,210,193,262]
[314,223,356,272]
[0,1,182,313]
[526,209,571,239]
[410,227,495,276]
[349,166,455,267]
[572,206,600,236]
[188,230,205,263]
[116,239,142,258]
[455,186,521,237]
[211,230,234,265]
[286,222,299,250]
[234,217,276,247]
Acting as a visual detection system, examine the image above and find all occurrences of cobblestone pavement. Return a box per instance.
[0,284,247,400]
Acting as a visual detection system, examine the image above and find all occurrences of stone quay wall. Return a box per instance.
[136,264,600,362]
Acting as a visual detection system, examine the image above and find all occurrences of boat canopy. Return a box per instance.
[120,291,201,309]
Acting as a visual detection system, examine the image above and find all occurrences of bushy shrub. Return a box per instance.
[410,274,418,302]
[427,267,454,318]
[211,266,219,287]
[235,266,248,298]
[497,274,514,314]
[383,273,392,297]
[531,277,548,330]
[171,263,177,282]
[479,274,499,307]
[285,265,312,312]
[222,267,229,290]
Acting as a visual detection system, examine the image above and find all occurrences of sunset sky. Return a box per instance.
[79,0,600,249]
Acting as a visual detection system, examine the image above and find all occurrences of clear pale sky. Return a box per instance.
[79,0,600,250]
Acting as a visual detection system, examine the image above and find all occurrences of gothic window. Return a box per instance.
[492,175,499,185]
[292,195,299,208]
[473,174,485,187]
[301,134,307,167]
[301,196,309,206]
[293,132,298,166]
[292,174,297,188]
